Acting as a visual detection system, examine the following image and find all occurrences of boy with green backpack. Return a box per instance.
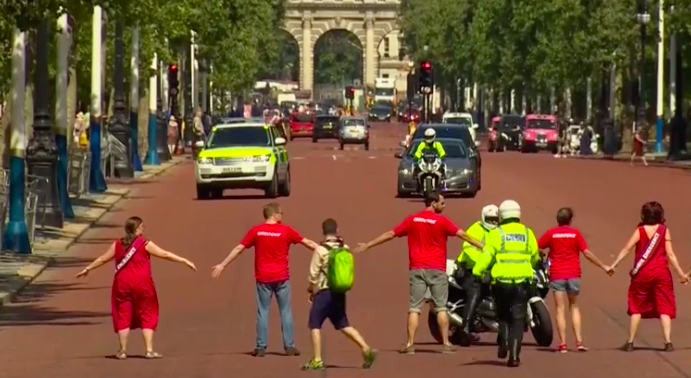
[301,218,377,370]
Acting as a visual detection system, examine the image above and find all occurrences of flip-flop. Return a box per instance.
[145,351,163,359]
[115,351,127,360]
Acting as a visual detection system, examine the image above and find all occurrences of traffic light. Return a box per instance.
[345,86,354,100]
[407,71,417,100]
[418,61,433,90]
[168,63,179,96]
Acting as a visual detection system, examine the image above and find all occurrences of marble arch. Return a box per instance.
[283,0,403,92]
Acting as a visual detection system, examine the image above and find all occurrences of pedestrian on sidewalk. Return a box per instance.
[167,115,179,155]
[301,218,377,370]
[537,207,611,353]
[211,203,320,357]
[75,216,197,360]
[608,202,688,352]
[631,129,648,166]
[355,192,483,355]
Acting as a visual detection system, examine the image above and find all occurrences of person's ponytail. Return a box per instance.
[120,216,143,248]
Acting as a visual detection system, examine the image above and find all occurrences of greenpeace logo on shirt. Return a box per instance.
[257,231,282,237]
[504,233,526,242]
[413,217,437,224]
[552,233,576,238]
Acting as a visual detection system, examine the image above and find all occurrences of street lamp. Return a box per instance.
[635,1,651,134]
[109,20,134,177]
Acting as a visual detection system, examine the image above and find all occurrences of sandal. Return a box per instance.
[576,341,588,352]
[556,344,568,353]
[145,351,163,359]
[115,351,127,360]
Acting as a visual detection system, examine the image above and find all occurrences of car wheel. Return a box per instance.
[339,142,344,150]
[312,136,318,143]
[264,173,279,198]
[364,141,370,151]
[210,189,224,198]
[278,169,291,197]
[196,185,211,200]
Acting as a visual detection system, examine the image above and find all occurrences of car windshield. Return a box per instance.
[375,88,394,96]
[292,114,313,122]
[413,126,472,147]
[526,119,556,130]
[371,105,390,112]
[343,119,366,127]
[407,141,466,158]
[316,117,339,124]
[207,127,270,148]
[443,117,472,127]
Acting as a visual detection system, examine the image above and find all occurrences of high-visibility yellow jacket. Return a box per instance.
[456,221,492,273]
[472,220,538,282]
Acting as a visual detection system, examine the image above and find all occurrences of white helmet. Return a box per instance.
[499,200,521,220]
[424,128,436,141]
[481,205,499,230]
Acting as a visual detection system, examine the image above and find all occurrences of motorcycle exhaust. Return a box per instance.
[481,319,499,332]
[448,312,464,327]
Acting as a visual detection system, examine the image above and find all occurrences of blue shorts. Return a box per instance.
[549,278,581,294]
[308,290,349,330]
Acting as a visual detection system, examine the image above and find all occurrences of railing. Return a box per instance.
[0,168,8,251]
[25,174,47,248]
[102,130,127,177]
[67,147,92,198]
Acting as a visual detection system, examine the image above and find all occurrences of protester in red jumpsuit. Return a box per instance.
[76,216,197,360]
[608,202,687,352]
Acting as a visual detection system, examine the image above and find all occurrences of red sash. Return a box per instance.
[630,226,665,277]
[115,236,148,274]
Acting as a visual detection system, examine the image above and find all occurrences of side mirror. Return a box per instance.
[472,123,479,129]
[475,141,481,147]
[275,137,286,145]
[399,140,407,147]
[394,152,403,159]
[194,140,205,148]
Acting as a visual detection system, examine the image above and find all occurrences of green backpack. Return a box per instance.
[324,239,355,293]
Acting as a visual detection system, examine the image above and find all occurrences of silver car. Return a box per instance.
[394,138,480,198]
[339,116,370,150]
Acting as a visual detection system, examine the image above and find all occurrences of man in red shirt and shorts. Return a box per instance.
[211,203,320,357]
[356,193,484,354]
[538,207,611,352]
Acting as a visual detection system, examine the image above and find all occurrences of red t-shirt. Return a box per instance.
[240,223,304,282]
[538,226,587,280]
[393,210,460,271]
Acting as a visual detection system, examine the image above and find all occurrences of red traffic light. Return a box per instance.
[169,64,178,72]
[349,87,354,93]
[421,61,431,70]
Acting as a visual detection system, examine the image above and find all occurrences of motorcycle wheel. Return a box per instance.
[427,307,463,345]
[530,301,553,347]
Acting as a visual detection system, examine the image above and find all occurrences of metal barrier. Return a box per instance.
[67,148,92,198]
[26,174,47,247]
[0,168,8,250]
[102,131,127,177]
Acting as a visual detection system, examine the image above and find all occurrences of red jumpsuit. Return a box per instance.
[111,238,159,332]
[627,226,676,319]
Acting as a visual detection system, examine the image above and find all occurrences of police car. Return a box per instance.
[194,122,291,199]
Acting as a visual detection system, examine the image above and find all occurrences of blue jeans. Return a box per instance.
[255,280,295,349]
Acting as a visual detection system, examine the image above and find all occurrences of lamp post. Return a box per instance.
[654,0,665,153]
[26,18,63,228]
[109,21,134,178]
[635,1,651,134]
[130,25,143,171]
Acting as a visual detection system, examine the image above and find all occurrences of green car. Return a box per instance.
[194,122,291,199]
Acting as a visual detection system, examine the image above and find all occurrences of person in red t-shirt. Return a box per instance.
[356,193,483,355]
[537,207,610,353]
[211,203,319,357]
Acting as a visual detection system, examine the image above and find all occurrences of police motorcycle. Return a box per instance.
[416,152,444,196]
[426,254,553,347]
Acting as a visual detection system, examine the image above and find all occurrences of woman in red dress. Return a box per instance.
[608,202,687,352]
[76,217,196,359]
[630,129,648,166]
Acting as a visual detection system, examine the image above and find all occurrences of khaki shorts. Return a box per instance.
[409,269,448,313]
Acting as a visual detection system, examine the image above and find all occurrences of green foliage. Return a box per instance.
[314,30,362,85]
[0,0,287,105]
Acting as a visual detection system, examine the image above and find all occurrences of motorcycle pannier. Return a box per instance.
[327,247,355,293]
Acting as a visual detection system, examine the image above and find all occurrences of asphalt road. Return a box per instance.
[2,122,691,378]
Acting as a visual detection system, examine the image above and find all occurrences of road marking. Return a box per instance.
[332,155,337,160]
[369,156,376,159]
[293,157,305,160]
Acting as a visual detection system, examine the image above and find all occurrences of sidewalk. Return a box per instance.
[567,152,691,170]
[0,158,185,307]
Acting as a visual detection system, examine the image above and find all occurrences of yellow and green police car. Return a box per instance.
[194,122,291,199]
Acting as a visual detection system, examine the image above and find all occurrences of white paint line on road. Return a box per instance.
[369,156,376,159]
[332,155,337,160]
[292,156,306,160]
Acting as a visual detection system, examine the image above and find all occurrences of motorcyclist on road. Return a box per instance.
[472,200,538,368]
[454,205,499,347]
[413,128,447,183]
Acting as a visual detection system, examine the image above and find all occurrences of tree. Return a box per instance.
[313,30,362,85]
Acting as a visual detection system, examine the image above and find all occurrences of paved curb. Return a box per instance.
[0,158,184,307]
[568,154,691,170]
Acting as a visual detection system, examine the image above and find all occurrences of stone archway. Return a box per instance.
[272,30,300,82]
[313,29,363,86]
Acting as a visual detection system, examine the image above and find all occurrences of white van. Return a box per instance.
[442,112,479,146]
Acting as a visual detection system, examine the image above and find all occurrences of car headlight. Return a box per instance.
[252,154,271,163]
[454,169,472,176]
[197,157,212,164]
[399,168,412,176]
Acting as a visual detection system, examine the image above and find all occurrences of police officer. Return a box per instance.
[472,200,538,367]
[454,205,499,346]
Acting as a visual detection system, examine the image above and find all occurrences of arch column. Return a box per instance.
[365,13,376,86]
[300,14,313,92]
